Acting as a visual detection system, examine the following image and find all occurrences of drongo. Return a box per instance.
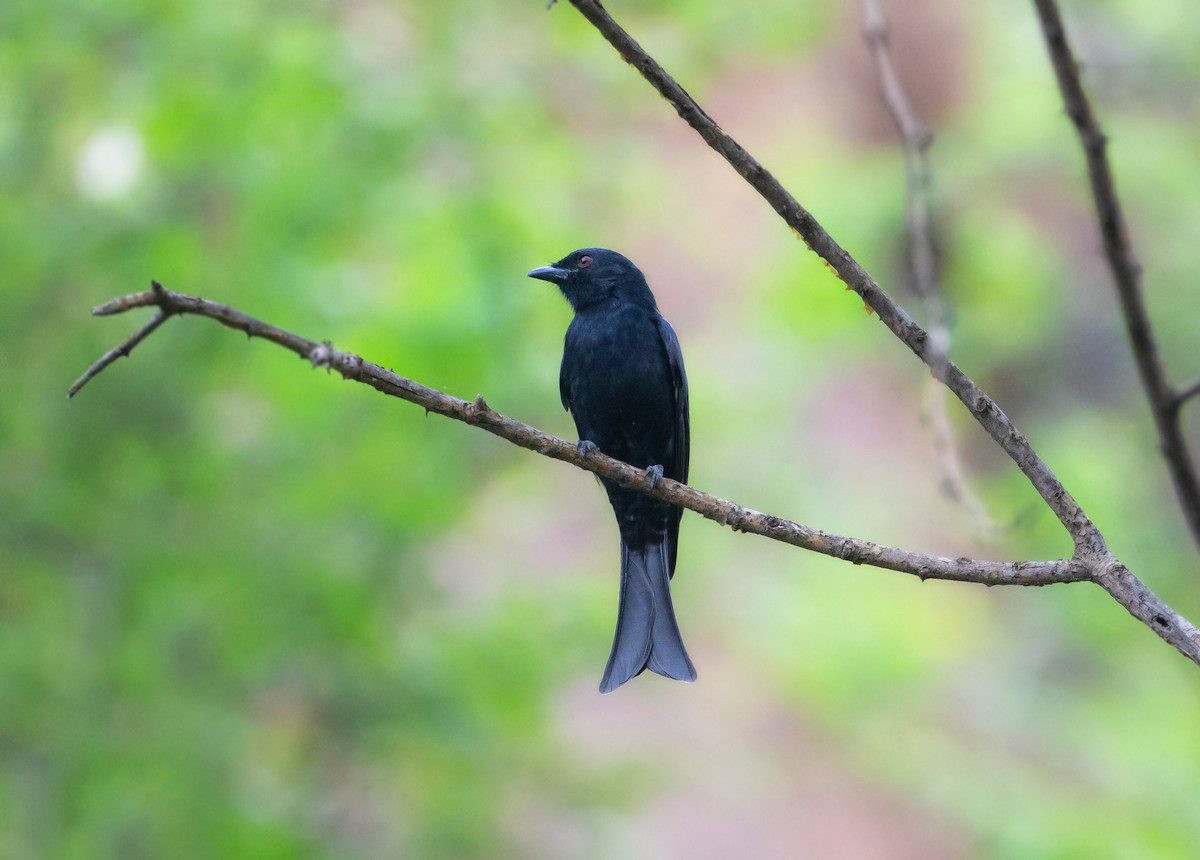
[529,248,696,693]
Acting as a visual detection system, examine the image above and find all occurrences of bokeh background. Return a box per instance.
[5,0,1200,857]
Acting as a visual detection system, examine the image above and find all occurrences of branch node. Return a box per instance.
[467,394,496,424]
[1091,555,1125,584]
[149,280,177,317]
[722,503,747,532]
[338,351,364,381]
[308,341,337,371]
[830,539,859,564]
[1173,378,1200,413]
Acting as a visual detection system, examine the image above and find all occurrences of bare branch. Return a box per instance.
[71,284,1200,666]
[860,0,998,540]
[73,282,1079,587]
[1032,0,1200,553]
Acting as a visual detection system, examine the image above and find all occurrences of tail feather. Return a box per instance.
[646,539,697,682]
[599,537,696,693]
[599,542,654,693]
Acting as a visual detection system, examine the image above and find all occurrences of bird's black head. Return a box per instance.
[527,248,656,312]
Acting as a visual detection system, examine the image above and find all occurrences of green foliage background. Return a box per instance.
[4,0,1200,857]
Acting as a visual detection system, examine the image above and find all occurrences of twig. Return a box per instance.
[860,0,998,540]
[74,283,1078,586]
[1175,378,1200,410]
[557,0,1200,662]
[860,0,937,304]
[1032,0,1200,554]
[71,284,1200,665]
[68,291,171,398]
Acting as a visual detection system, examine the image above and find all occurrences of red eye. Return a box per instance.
[578,254,592,268]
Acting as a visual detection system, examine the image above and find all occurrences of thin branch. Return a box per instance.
[860,0,998,540]
[1032,0,1200,554]
[68,298,170,397]
[564,0,1103,557]
[71,284,1200,665]
[554,0,1200,662]
[73,283,1079,587]
[860,0,937,303]
[1175,378,1200,410]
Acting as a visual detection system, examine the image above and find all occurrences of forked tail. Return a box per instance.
[599,537,696,693]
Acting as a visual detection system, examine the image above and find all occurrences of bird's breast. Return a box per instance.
[562,306,676,465]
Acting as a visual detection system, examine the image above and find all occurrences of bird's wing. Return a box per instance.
[655,315,689,484]
[559,352,572,412]
[655,315,690,576]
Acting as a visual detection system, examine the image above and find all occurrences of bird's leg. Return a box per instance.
[577,440,599,459]
[645,464,664,490]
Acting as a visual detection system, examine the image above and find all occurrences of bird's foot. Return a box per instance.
[645,464,664,490]
[577,440,599,459]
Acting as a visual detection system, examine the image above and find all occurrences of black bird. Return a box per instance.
[529,248,696,693]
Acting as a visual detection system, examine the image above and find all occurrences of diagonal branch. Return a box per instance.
[564,0,1102,557]
[860,0,997,539]
[1032,0,1200,554]
[71,283,1200,665]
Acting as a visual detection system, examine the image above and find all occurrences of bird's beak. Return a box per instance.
[527,265,568,283]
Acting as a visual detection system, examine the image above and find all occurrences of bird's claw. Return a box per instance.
[578,440,598,459]
[645,464,664,490]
